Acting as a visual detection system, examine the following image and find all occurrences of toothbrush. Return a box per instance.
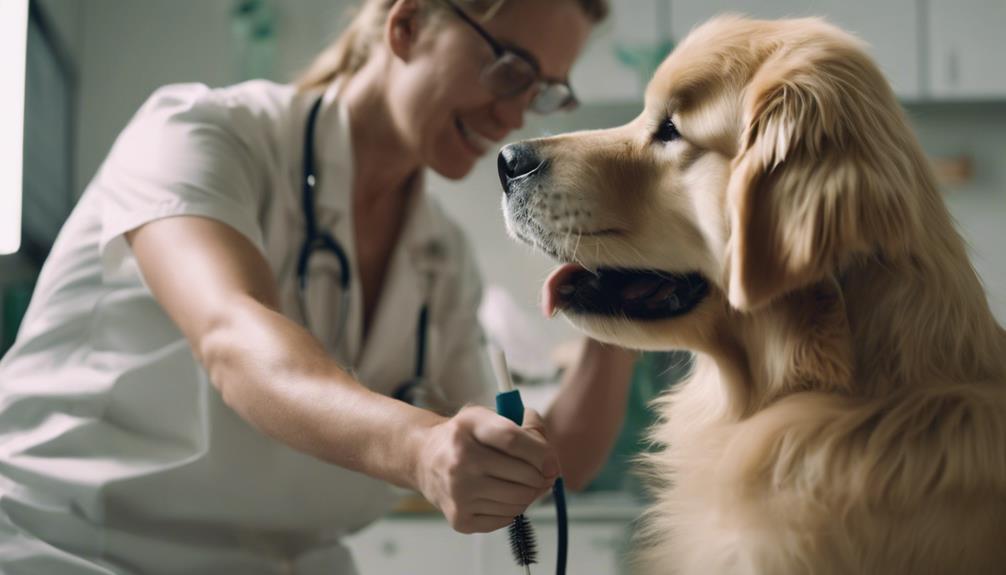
[488,344,537,575]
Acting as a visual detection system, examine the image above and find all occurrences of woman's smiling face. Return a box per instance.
[386,0,593,180]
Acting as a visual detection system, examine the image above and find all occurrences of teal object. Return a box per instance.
[585,351,693,497]
[613,0,675,95]
[495,389,524,425]
[231,0,276,81]
[614,40,676,94]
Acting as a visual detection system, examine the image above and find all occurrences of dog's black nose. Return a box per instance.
[498,143,543,196]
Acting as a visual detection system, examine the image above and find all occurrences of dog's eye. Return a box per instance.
[654,118,681,143]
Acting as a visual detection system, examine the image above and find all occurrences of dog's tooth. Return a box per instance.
[558,285,576,296]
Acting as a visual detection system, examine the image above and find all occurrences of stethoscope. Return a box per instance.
[296,95,431,405]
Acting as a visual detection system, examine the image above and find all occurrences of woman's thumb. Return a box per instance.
[521,409,560,477]
[521,408,548,437]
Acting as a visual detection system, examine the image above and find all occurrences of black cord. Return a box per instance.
[553,477,568,575]
[414,304,429,382]
[297,95,351,294]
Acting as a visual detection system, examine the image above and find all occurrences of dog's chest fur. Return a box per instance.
[637,355,1006,575]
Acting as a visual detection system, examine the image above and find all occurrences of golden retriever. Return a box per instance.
[497,15,1006,575]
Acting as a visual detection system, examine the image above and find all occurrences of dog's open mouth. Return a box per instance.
[543,264,709,320]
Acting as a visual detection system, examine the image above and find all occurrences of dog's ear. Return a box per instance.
[725,42,921,311]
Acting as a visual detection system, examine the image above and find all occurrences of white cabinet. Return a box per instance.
[346,518,475,575]
[346,492,642,574]
[574,0,924,103]
[669,0,922,99]
[927,0,1006,99]
[347,518,631,574]
[476,521,630,575]
[573,0,1006,104]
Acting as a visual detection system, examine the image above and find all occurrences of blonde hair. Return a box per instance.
[295,0,609,91]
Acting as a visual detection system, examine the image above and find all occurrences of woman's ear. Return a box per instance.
[386,0,423,61]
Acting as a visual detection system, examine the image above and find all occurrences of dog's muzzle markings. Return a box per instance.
[498,143,710,320]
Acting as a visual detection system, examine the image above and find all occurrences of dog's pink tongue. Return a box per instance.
[542,263,586,318]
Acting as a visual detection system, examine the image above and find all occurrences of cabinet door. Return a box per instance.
[670,0,922,99]
[928,0,1006,98]
[477,522,630,575]
[346,519,476,574]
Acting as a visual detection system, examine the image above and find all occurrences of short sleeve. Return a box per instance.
[94,83,269,282]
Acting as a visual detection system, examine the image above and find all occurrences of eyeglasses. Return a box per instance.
[440,0,579,114]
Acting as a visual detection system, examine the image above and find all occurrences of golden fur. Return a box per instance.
[502,16,1006,574]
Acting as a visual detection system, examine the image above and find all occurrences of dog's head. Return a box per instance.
[500,15,925,352]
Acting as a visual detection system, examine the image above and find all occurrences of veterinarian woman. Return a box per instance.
[0,0,638,572]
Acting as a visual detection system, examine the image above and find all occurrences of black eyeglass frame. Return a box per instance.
[439,0,580,114]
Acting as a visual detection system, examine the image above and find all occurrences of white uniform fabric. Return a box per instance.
[0,80,496,574]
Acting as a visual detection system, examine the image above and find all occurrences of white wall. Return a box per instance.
[73,0,355,197]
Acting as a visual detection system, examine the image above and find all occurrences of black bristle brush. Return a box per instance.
[490,344,538,574]
[508,513,538,569]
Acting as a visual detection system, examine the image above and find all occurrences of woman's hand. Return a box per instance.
[414,406,560,533]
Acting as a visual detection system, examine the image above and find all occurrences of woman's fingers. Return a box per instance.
[469,407,560,479]
[469,474,545,506]
[520,408,549,440]
[455,514,515,535]
[521,408,561,477]
[468,497,531,519]
[415,405,559,534]
[477,445,554,490]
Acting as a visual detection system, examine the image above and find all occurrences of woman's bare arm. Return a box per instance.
[546,339,638,491]
[127,216,558,532]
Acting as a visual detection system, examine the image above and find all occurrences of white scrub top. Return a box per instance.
[0,79,496,574]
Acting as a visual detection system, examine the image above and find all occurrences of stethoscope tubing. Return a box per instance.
[298,96,353,349]
[296,94,428,400]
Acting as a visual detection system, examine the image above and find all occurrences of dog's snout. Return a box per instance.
[498,143,544,195]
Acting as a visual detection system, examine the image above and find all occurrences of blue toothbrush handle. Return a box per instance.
[495,389,524,425]
[497,388,567,575]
